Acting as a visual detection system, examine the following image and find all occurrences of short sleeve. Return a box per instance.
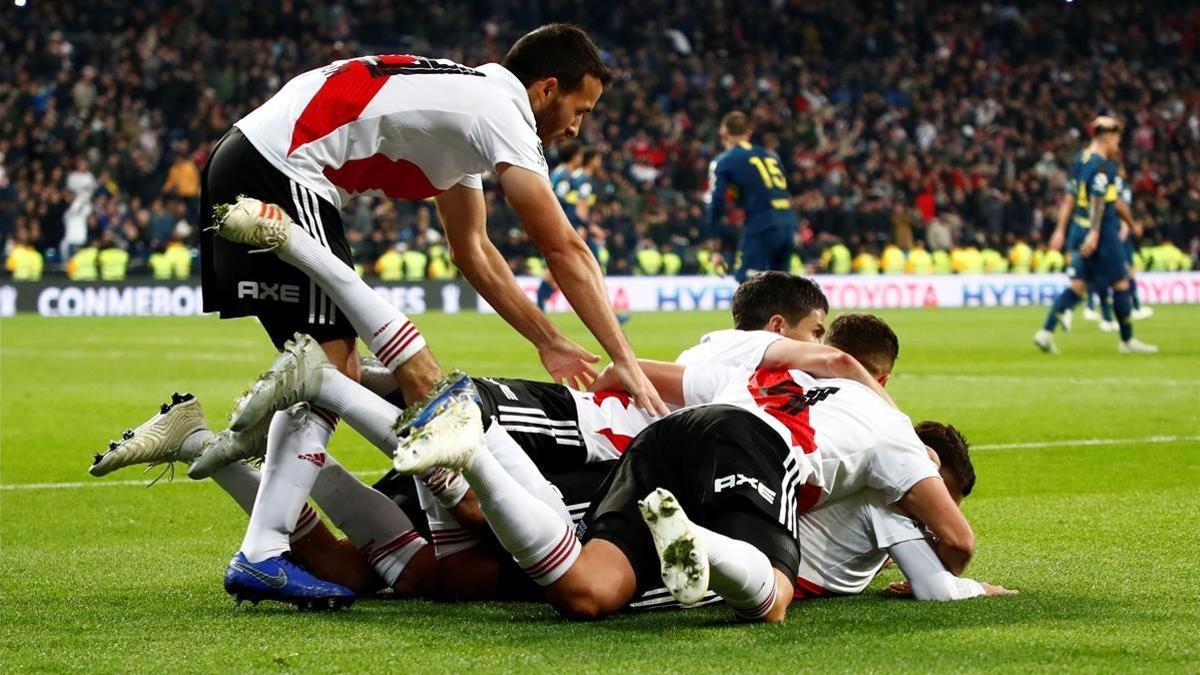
[471,105,548,179]
[675,330,783,369]
[682,364,747,407]
[1089,165,1109,197]
[865,501,926,549]
[867,424,941,503]
[458,174,483,190]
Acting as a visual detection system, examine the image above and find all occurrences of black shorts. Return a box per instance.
[200,127,356,348]
[474,377,589,474]
[581,404,801,596]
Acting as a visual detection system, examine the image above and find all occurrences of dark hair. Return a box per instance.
[581,147,602,165]
[502,24,614,92]
[915,421,975,497]
[557,140,582,164]
[824,313,899,377]
[731,272,829,331]
[721,111,750,136]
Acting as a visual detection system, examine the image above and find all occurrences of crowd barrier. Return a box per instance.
[2,273,1198,318]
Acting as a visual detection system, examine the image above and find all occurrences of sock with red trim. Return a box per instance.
[696,526,778,620]
[462,442,579,586]
[277,226,426,370]
[308,455,427,585]
[484,422,572,524]
[239,407,335,563]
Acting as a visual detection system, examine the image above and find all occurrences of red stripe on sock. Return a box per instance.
[524,529,577,579]
[376,322,415,365]
[368,530,423,563]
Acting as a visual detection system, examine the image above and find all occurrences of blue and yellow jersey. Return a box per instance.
[551,164,574,216]
[1066,149,1120,248]
[705,141,797,233]
[567,169,595,226]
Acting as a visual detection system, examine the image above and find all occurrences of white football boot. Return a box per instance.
[1098,319,1119,333]
[1118,338,1159,355]
[89,393,207,477]
[229,333,331,432]
[1082,307,1098,322]
[209,196,293,253]
[391,373,484,475]
[1033,329,1060,355]
[187,416,271,480]
[638,488,709,606]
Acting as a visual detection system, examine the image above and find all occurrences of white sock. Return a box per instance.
[210,461,320,542]
[238,407,335,563]
[485,422,572,525]
[179,429,213,463]
[696,526,778,620]
[308,455,428,586]
[463,443,579,586]
[278,225,426,369]
[317,368,469,508]
[317,368,401,454]
[416,480,480,558]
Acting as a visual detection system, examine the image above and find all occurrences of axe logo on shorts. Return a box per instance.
[714,473,777,504]
[237,281,301,304]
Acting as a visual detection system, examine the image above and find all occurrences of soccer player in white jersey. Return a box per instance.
[188,24,671,606]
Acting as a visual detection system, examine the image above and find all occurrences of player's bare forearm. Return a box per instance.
[760,340,894,406]
[459,236,558,348]
[437,185,559,350]
[895,477,975,576]
[590,359,684,405]
[544,239,634,364]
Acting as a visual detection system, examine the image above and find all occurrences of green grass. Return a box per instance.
[2,306,1199,672]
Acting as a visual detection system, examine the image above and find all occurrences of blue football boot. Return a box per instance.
[224,552,355,611]
[391,371,484,475]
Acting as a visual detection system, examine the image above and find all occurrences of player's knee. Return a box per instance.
[551,582,622,621]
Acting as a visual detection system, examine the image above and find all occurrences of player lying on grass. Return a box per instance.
[387,346,982,622]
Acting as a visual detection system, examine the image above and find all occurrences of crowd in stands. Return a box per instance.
[3,1,1198,282]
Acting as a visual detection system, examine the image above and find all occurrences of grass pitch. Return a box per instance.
[2,305,1198,672]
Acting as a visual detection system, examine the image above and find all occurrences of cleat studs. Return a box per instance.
[108,441,119,450]
[123,429,134,440]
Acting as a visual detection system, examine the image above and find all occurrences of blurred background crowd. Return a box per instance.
[3,0,1198,281]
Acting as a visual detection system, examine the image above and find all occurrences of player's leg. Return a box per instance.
[1112,276,1158,354]
[734,228,769,283]
[1098,285,1116,330]
[1083,286,1098,320]
[1035,259,1086,352]
[210,192,439,405]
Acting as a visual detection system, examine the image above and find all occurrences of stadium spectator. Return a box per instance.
[2,1,1197,279]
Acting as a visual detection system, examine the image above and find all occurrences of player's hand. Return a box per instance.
[611,359,671,417]
[538,336,601,391]
[886,580,912,597]
[980,582,1018,596]
[587,363,622,394]
[1048,229,1065,252]
[1079,232,1100,257]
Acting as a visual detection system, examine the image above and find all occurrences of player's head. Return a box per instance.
[731,272,828,342]
[557,140,583,167]
[823,313,899,387]
[503,24,613,143]
[1087,115,1123,156]
[581,147,603,172]
[719,111,752,148]
[915,421,975,502]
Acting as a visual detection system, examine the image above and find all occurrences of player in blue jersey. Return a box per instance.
[1036,117,1157,354]
[541,145,605,310]
[1115,167,1152,320]
[704,112,798,282]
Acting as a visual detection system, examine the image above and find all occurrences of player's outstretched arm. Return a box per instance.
[589,359,685,407]
[436,183,600,389]
[895,477,975,576]
[760,340,895,407]
[885,538,1014,601]
[500,165,668,415]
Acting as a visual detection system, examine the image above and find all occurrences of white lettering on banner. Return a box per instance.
[441,284,460,314]
[483,273,1200,312]
[371,286,427,314]
[35,286,205,317]
[0,285,15,317]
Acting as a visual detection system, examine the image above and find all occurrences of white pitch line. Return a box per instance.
[0,469,389,492]
[974,434,1200,451]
